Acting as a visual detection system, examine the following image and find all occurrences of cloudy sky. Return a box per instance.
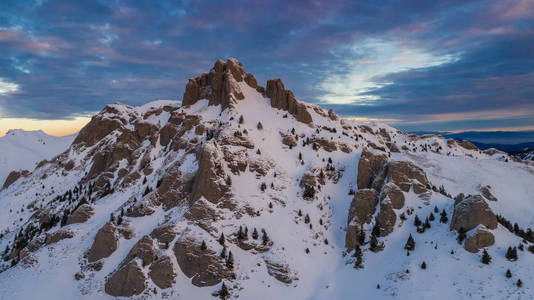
[1,0,533,136]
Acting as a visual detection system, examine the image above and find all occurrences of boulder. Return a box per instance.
[383,161,430,194]
[480,185,498,201]
[45,229,74,245]
[459,140,478,150]
[264,258,297,284]
[357,150,388,190]
[149,256,176,289]
[282,135,297,147]
[66,204,94,225]
[346,189,378,250]
[105,261,147,297]
[173,237,233,287]
[313,138,337,152]
[450,195,498,232]
[87,222,118,262]
[464,226,495,253]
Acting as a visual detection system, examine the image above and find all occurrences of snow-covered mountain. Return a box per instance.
[0,129,75,185]
[0,59,533,300]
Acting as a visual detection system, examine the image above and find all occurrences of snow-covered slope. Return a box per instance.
[0,59,533,300]
[0,129,75,184]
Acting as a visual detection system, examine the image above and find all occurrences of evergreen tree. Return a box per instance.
[304,214,310,224]
[481,249,492,264]
[262,230,270,246]
[358,227,366,245]
[237,226,245,240]
[226,251,234,269]
[372,219,381,237]
[252,228,259,239]
[414,215,422,227]
[353,245,363,268]
[517,279,522,288]
[440,209,448,223]
[238,115,244,124]
[506,269,512,278]
[298,209,302,216]
[429,213,435,221]
[220,246,227,259]
[404,234,416,251]
[506,246,518,261]
[457,227,466,244]
[200,240,207,251]
[370,234,379,252]
[434,206,439,213]
[257,122,263,130]
[424,217,431,229]
[260,182,266,191]
[219,282,230,299]
[421,261,427,269]
[218,233,225,246]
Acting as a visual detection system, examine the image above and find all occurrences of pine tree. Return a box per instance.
[421,261,427,269]
[457,227,466,244]
[506,246,518,261]
[424,217,431,229]
[262,230,270,246]
[414,215,422,227]
[260,182,266,191]
[434,206,439,213]
[506,269,512,278]
[238,115,244,124]
[218,233,225,246]
[429,213,435,221]
[237,226,245,240]
[252,228,258,239]
[358,227,366,245]
[354,245,363,268]
[299,152,302,160]
[200,240,207,251]
[404,234,416,251]
[517,279,522,287]
[257,122,263,130]
[304,214,310,224]
[440,209,448,223]
[110,213,115,222]
[226,251,234,269]
[298,209,302,216]
[220,246,227,259]
[481,249,492,264]
[219,282,230,299]
[370,234,379,252]
[372,219,381,237]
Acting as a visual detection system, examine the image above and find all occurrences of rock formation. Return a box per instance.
[450,195,498,232]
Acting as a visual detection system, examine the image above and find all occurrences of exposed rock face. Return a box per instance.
[382,161,430,194]
[312,138,337,152]
[87,222,118,262]
[173,237,233,287]
[464,226,495,253]
[380,182,405,209]
[376,199,396,236]
[123,235,156,266]
[182,58,254,109]
[66,204,94,225]
[346,189,378,251]
[459,140,478,150]
[191,142,230,204]
[266,78,313,124]
[73,115,122,147]
[357,150,388,190]
[45,229,74,245]
[149,256,176,289]
[264,258,297,284]
[156,164,195,210]
[2,170,29,190]
[450,195,498,232]
[105,261,146,297]
[480,185,498,201]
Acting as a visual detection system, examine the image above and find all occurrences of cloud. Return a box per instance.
[0,78,19,95]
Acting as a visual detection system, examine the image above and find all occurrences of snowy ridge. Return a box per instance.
[0,59,533,299]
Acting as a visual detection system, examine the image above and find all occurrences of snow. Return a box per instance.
[0,129,75,185]
[0,84,533,299]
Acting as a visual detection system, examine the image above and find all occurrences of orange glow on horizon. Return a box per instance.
[0,116,91,137]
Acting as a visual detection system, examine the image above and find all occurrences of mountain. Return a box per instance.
[411,130,534,145]
[0,129,75,185]
[512,148,534,161]
[1,59,533,299]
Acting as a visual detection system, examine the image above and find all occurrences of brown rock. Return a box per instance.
[73,115,122,147]
[160,123,178,146]
[173,237,233,287]
[282,135,297,147]
[105,261,147,297]
[45,229,74,245]
[383,161,430,194]
[313,138,337,152]
[244,72,258,88]
[2,170,29,190]
[226,58,245,82]
[450,195,498,232]
[464,226,495,253]
[123,235,156,266]
[156,163,195,210]
[149,256,176,289]
[376,199,396,236]
[380,183,405,209]
[87,222,118,262]
[266,78,313,124]
[150,224,177,244]
[296,103,313,124]
[328,109,338,121]
[264,258,297,284]
[266,79,286,110]
[299,173,317,188]
[460,140,478,150]
[357,150,388,190]
[191,142,230,204]
[480,185,498,201]
[378,128,391,141]
[66,204,94,225]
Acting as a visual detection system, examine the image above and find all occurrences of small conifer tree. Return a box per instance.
[481,249,492,264]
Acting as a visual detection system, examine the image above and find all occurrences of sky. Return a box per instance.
[0,0,533,137]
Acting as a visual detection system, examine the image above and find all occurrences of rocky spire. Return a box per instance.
[182,58,313,124]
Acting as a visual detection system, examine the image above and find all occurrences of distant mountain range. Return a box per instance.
[411,130,534,153]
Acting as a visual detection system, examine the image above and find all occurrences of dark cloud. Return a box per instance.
[0,0,532,131]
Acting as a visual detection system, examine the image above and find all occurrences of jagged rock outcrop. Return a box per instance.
[376,199,396,236]
[123,235,156,266]
[2,170,29,190]
[73,113,123,147]
[266,79,313,124]
[346,189,378,251]
[450,195,498,232]
[66,204,94,225]
[173,237,233,287]
[264,258,297,284]
[459,140,478,150]
[464,226,495,253]
[149,256,176,289]
[156,165,195,210]
[380,182,405,209]
[45,229,74,245]
[87,222,118,262]
[191,141,231,204]
[182,58,254,109]
[282,135,297,147]
[381,161,430,194]
[357,150,388,190]
[105,261,147,297]
[480,185,498,201]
